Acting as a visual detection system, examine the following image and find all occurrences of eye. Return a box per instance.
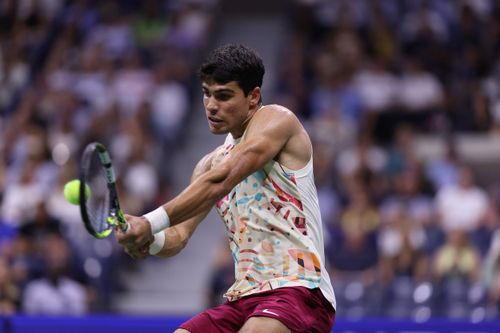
[215,93,232,101]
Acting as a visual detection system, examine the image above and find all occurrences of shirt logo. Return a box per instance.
[262,309,280,316]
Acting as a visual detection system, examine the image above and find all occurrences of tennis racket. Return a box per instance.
[79,142,129,238]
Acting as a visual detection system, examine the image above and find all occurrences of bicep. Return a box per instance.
[217,110,296,189]
[183,151,216,226]
[192,151,215,181]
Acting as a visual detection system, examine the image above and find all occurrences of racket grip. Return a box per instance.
[120,222,130,232]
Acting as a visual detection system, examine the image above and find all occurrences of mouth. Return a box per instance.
[208,116,223,125]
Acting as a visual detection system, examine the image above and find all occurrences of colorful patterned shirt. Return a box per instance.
[213,133,336,309]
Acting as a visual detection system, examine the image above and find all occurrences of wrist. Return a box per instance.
[143,206,170,234]
[148,231,165,255]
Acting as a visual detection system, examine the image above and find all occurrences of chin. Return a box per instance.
[208,125,228,135]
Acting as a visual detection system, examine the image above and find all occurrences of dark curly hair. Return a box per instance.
[199,44,265,97]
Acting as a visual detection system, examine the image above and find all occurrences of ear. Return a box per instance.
[248,87,261,108]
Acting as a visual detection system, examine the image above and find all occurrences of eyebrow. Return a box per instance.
[202,86,235,94]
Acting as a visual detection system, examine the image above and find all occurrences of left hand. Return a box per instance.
[122,243,150,260]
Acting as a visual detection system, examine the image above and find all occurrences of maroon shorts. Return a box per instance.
[179,286,335,333]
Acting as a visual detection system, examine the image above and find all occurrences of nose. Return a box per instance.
[205,96,218,114]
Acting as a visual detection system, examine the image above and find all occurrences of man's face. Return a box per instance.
[202,81,258,137]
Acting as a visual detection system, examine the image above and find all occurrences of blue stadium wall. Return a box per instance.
[0,316,499,333]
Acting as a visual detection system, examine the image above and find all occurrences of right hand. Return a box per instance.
[116,214,154,259]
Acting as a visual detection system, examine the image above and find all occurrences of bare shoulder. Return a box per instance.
[259,104,299,122]
[249,104,302,133]
[245,104,311,167]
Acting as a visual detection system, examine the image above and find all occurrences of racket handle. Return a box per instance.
[119,222,130,232]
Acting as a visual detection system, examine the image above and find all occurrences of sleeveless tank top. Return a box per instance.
[213,132,336,309]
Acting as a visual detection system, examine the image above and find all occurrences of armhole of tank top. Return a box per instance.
[277,157,313,178]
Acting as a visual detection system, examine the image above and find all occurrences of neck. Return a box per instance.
[231,104,263,139]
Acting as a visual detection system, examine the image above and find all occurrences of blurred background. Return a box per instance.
[1,0,500,328]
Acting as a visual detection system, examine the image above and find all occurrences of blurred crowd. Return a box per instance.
[209,0,500,322]
[0,0,216,315]
[1,0,500,322]
[285,0,500,320]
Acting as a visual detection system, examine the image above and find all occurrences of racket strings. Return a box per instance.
[82,150,111,233]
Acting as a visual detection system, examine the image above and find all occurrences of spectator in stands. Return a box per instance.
[0,46,30,111]
[207,244,234,308]
[396,56,444,131]
[383,124,420,176]
[434,230,481,283]
[149,61,189,146]
[312,141,341,237]
[0,211,17,259]
[435,165,489,233]
[22,232,88,315]
[1,159,45,226]
[272,32,309,119]
[425,139,461,191]
[166,1,213,52]
[18,200,61,251]
[132,0,168,52]
[363,1,398,63]
[354,57,398,139]
[112,50,154,117]
[378,206,428,284]
[479,60,500,134]
[72,46,114,115]
[328,185,379,282]
[336,134,387,198]
[121,122,160,215]
[309,52,363,139]
[484,230,500,314]
[0,257,19,315]
[433,228,482,317]
[85,2,133,61]
[381,167,433,224]
[399,0,450,64]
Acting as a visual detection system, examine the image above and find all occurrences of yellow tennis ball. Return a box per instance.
[63,179,90,205]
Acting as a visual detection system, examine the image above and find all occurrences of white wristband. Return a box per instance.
[148,232,165,255]
[143,206,170,234]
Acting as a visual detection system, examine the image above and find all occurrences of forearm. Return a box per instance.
[163,165,229,226]
[154,227,186,258]
[154,209,211,257]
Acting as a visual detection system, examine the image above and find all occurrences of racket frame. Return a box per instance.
[79,142,128,238]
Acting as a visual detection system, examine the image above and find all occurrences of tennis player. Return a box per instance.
[117,44,336,333]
